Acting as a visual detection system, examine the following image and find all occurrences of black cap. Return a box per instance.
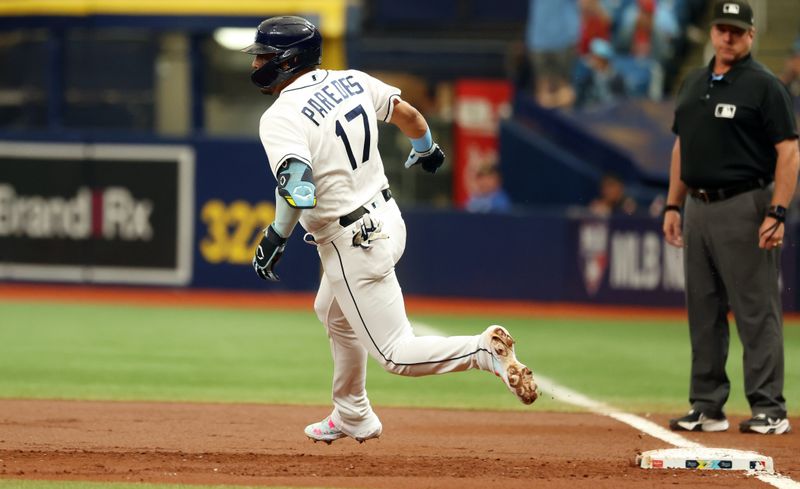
[711,0,754,30]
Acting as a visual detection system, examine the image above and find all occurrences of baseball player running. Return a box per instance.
[245,16,538,443]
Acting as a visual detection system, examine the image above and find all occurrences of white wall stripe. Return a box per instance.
[411,320,799,488]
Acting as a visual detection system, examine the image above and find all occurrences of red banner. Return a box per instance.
[452,79,513,207]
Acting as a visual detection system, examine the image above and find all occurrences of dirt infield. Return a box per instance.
[2,284,799,488]
[0,399,798,489]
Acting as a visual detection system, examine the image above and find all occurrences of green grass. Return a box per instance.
[1,301,798,414]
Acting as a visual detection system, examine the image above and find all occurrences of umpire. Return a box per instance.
[663,0,799,435]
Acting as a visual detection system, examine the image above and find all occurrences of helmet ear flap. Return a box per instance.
[251,56,283,89]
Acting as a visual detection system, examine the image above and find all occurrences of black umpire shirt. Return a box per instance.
[672,54,798,189]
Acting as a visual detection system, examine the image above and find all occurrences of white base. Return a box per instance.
[638,447,774,473]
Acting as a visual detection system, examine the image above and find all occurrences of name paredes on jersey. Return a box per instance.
[300,75,364,126]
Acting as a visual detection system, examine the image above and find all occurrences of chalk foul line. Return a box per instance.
[411,321,800,489]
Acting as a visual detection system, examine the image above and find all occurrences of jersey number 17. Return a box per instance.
[335,104,370,170]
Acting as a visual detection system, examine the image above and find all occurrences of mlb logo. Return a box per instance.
[723,3,740,14]
[715,103,737,119]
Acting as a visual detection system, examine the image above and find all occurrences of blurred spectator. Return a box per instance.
[780,37,800,99]
[615,0,679,62]
[526,0,580,108]
[611,0,678,99]
[578,0,612,55]
[588,174,637,216]
[617,0,657,58]
[507,41,534,92]
[520,0,701,109]
[466,164,513,213]
[664,0,707,92]
[613,54,664,99]
[575,38,628,109]
[649,194,667,218]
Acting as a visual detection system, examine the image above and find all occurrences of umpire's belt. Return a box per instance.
[689,178,771,203]
[339,188,393,227]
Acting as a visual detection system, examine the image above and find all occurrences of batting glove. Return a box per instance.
[404,143,445,174]
[253,225,287,282]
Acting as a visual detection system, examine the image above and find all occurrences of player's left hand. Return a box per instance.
[253,225,287,281]
[404,143,445,174]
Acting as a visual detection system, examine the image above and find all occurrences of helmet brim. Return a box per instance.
[241,43,281,55]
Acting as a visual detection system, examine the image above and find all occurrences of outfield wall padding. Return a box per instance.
[1,137,796,310]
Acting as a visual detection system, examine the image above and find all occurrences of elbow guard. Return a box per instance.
[276,158,316,209]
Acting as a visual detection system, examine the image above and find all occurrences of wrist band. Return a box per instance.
[768,205,787,223]
[663,204,682,215]
[410,128,433,152]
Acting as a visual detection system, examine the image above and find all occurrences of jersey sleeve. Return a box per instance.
[354,70,402,123]
[761,77,799,144]
[258,110,312,178]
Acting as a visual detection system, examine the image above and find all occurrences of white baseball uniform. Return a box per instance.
[259,69,495,437]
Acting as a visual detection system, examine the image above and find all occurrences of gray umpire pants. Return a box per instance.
[683,185,786,419]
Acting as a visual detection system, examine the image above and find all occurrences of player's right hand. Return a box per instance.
[253,225,288,281]
[404,143,445,174]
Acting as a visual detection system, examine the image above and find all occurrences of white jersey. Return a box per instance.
[256,68,534,443]
[259,69,401,234]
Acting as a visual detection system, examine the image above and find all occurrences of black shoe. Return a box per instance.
[669,409,729,432]
[739,414,791,434]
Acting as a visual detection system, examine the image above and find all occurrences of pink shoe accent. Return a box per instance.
[304,415,347,444]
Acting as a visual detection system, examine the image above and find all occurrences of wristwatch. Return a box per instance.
[768,205,787,223]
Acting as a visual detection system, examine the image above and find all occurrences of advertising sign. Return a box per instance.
[568,216,796,310]
[0,142,194,285]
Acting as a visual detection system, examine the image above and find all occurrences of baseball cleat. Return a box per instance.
[739,414,791,435]
[304,415,347,444]
[351,421,382,443]
[304,415,382,444]
[484,325,538,405]
[355,432,381,444]
[669,409,729,432]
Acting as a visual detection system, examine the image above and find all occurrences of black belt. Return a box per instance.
[689,178,771,203]
[339,188,392,227]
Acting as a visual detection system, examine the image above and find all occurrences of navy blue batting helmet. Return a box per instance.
[242,16,322,92]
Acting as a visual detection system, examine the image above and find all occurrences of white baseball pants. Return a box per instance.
[312,196,494,434]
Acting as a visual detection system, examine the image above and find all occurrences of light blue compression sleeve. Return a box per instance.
[272,187,302,238]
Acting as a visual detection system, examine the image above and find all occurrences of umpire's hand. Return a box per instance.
[663,211,683,247]
[758,216,784,249]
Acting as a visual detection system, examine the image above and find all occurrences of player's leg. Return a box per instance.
[309,275,382,442]
[318,201,537,404]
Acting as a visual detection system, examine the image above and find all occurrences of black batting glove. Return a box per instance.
[403,144,445,174]
[253,225,287,282]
